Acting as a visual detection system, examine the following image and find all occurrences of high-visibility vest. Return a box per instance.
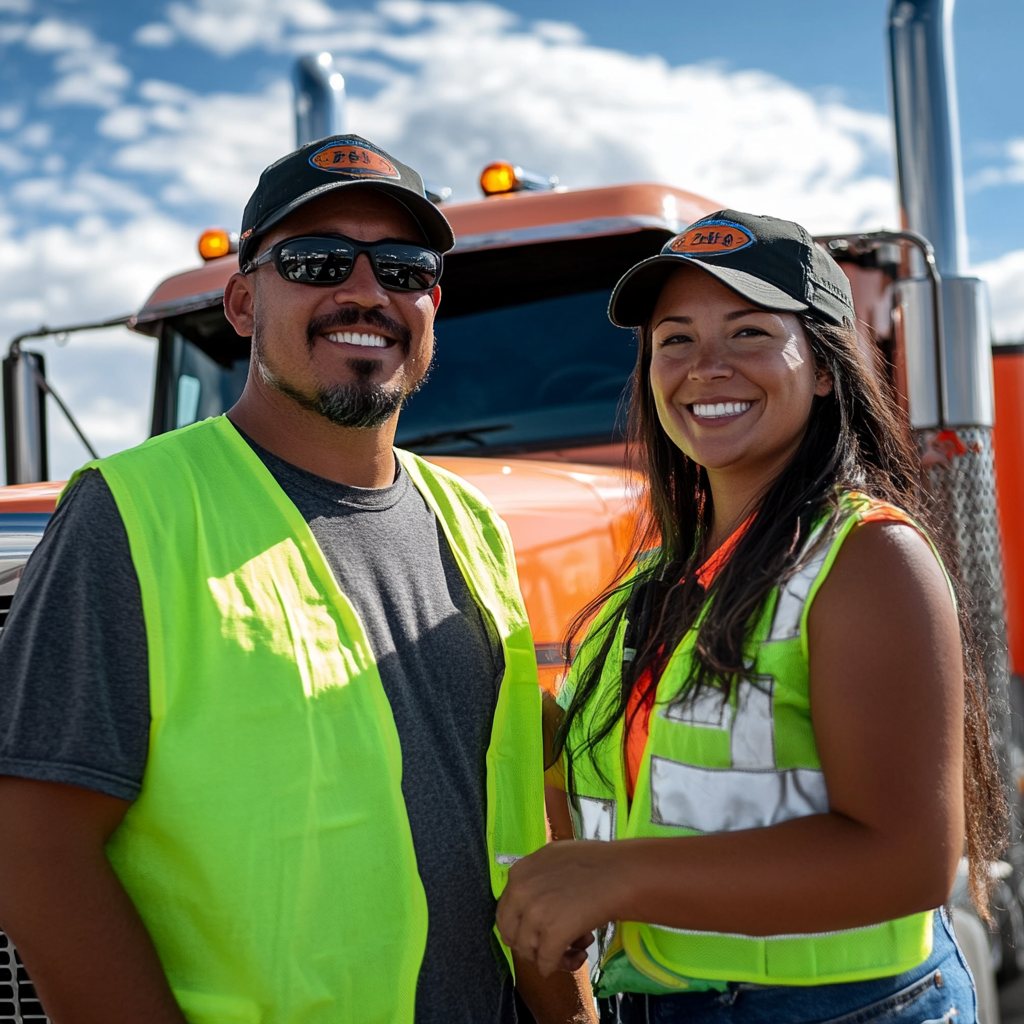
[566,494,934,989]
[66,416,546,1024]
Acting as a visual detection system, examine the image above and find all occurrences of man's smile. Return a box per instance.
[324,330,391,349]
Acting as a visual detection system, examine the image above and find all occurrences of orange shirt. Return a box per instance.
[623,520,750,801]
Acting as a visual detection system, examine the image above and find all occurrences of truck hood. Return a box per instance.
[430,455,638,651]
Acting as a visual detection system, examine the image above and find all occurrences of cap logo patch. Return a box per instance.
[668,219,754,257]
[309,141,401,179]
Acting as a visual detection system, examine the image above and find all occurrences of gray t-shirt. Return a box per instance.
[0,436,516,1024]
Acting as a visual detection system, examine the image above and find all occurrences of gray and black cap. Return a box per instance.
[239,134,455,268]
[608,209,855,328]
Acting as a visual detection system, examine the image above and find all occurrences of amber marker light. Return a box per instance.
[479,161,519,196]
[198,228,238,261]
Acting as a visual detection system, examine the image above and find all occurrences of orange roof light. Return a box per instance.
[198,228,238,261]
[480,161,519,196]
[479,162,558,197]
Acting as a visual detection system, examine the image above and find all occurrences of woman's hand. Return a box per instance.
[497,839,628,976]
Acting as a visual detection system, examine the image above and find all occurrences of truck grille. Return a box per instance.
[0,931,49,1022]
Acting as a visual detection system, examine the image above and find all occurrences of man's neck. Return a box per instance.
[227,383,398,489]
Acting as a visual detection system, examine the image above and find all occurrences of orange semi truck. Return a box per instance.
[1,1,1023,1020]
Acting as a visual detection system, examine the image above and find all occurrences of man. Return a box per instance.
[0,135,593,1023]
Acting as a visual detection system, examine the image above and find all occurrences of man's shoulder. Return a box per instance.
[78,418,246,501]
[395,449,498,517]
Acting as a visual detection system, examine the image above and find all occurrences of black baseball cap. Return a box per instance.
[609,209,855,328]
[239,135,455,268]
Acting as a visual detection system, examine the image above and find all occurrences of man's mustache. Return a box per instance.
[306,308,412,353]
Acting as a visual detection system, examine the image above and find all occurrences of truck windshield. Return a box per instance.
[396,289,635,453]
[160,228,670,453]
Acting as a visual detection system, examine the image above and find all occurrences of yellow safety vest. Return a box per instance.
[66,415,546,1024]
[565,494,934,989]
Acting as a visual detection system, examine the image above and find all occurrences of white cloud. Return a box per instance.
[160,0,338,57]
[22,17,92,52]
[12,172,154,215]
[111,80,291,211]
[48,46,131,108]
[134,22,176,47]
[17,121,49,147]
[0,212,199,477]
[0,0,31,12]
[0,212,196,334]
[98,104,150,140]
[19,17,131,108]
[975,248,1024,342]
[330,4,896,233]
[104,0,897,234]
[968,138,1024,192]
[0,105,22,131]
[0,22,27,44]
[0,142,28,173]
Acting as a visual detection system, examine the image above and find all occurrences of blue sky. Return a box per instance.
[1,0,1022,478]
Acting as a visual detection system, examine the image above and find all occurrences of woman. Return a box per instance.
[498,210,1007,1023]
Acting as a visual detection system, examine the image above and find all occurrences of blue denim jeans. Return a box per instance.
[599,911,975,1024]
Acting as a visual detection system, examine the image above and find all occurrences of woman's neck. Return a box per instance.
[704,461,780,554]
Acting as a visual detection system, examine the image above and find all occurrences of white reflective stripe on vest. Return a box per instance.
[649,756,829,832]
[767,530,830,642]
[573,795,617,842]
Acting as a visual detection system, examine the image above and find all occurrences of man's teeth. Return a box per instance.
[325,331,388,348]
[691,401,752,419]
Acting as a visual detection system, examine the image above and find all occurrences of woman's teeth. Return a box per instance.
[326,331,388,348]
[691,401,752,419]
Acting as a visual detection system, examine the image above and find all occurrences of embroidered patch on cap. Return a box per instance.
[667,219,754,257]
[309,140,401,179]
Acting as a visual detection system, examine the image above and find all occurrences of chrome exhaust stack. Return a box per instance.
[889,0,993,429]
[3,346,48,484]
[888,0,1010,774]
[293,53,347,147]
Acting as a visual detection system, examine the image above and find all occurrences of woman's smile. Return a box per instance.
[687,399,754,421]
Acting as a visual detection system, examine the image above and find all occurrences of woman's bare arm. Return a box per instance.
[0,778,187,1024]
[498,522,965,975]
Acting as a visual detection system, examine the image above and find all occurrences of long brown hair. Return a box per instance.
[555,307,1007,914]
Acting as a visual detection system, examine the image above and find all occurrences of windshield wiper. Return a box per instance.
[399,424,514,450]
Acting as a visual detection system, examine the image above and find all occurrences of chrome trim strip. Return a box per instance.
[451,215,673,253]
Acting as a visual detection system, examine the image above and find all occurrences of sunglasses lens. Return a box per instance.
[373,244,441,291]
[276,238,355,284]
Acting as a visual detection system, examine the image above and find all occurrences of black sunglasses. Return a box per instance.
[243,234,442,292]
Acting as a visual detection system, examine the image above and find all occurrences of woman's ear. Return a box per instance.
[814,365,834,397]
